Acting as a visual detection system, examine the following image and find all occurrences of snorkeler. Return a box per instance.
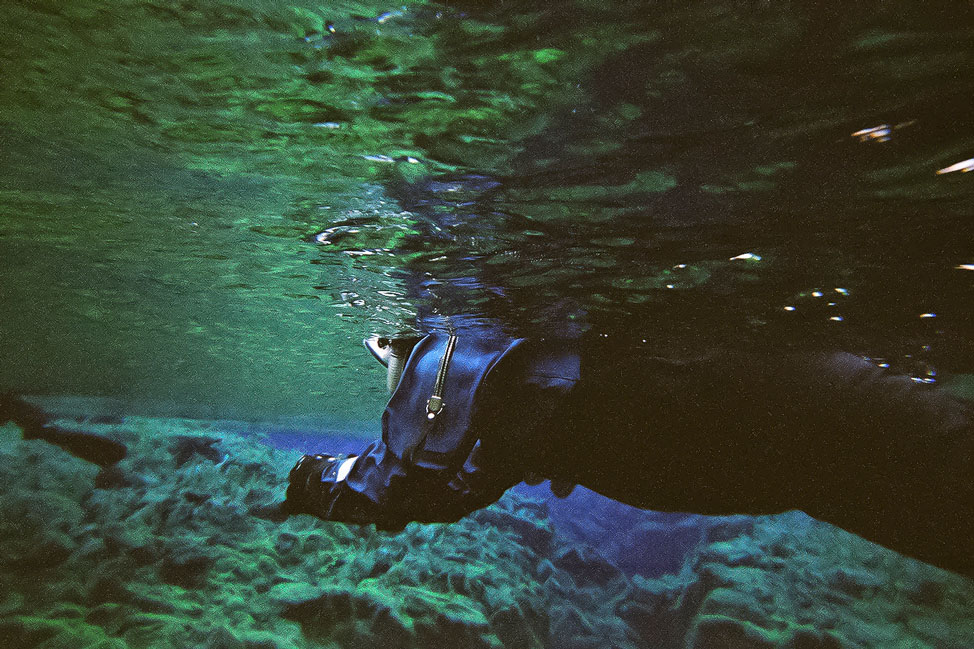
[268,331,974,579]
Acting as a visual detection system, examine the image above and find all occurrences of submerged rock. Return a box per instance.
[160,547,215,589]
[627,517,707,577]
[169,435,225,467]
[1,413,972,649]
[687,614,781,649]
[1,394,127,466]
[95,465,137,489]
[553,545,623,587]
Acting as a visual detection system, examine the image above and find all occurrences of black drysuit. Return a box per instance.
[285,333,973,578]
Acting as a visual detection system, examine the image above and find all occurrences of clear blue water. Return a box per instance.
[2,0,972,420]
[1,3,973,647]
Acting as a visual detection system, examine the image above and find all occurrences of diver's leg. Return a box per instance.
[787,353,973,577]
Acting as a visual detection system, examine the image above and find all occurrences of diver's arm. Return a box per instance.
[792,353,973,576]
[566,346,973,577]
[283,438,516,530]
[680,351,972,576]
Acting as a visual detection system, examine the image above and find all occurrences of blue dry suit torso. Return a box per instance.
[299,332,973,578]
[312,333,579,529]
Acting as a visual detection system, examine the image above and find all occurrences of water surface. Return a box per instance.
[2,0,972,419]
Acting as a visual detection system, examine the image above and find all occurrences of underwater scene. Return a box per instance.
[1,0,973,647]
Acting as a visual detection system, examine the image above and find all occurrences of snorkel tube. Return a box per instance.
[364,336,423,392]
[386,345,407,392]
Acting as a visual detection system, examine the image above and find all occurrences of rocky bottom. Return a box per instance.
[0,412,971,649]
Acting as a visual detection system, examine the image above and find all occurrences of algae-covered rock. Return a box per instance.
[553,545,623,587]
[473,497,554,557]
[825,566,886,598]
[2,414,973,649]
[627,517,706,576]
[268,582,325,607]
[687,614,781,649]
[10,616,129,649]
[159,544,216,589]
[170,435,225,467]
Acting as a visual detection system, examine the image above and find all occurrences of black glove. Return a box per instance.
[250,454,334,522]
[284,454,335,515]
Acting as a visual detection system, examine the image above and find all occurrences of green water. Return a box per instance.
[2,0,973,421]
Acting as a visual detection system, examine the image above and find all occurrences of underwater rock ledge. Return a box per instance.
[0,414,971,649]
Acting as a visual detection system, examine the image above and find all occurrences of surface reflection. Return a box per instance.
[1,0,972,415]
